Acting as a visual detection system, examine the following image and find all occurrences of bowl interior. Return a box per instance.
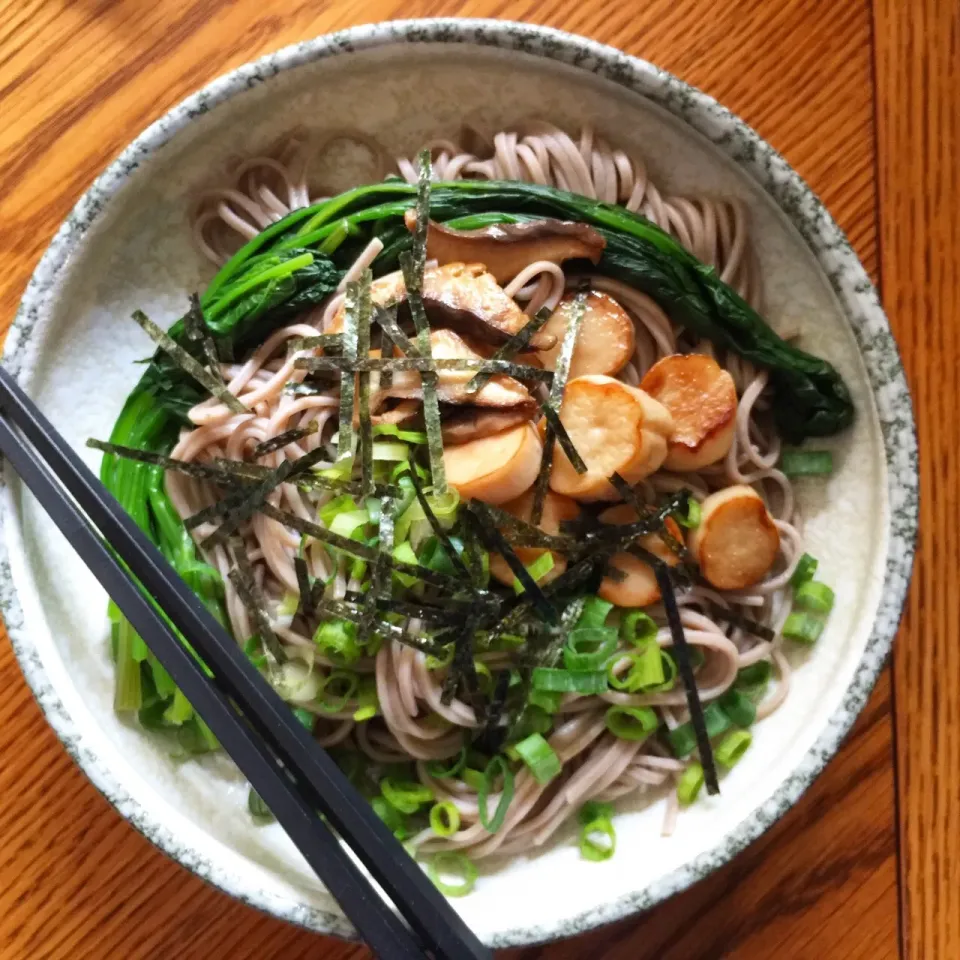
[3,38,892,945]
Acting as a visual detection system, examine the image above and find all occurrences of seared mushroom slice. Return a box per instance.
[329,263,556,350]
[404,210,606,285]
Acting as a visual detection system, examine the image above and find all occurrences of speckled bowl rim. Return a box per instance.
[0,18,917,948]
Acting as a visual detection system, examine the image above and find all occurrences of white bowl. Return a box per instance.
[0,19,917,948]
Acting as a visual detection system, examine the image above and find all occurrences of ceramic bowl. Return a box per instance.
[0,19,917,947]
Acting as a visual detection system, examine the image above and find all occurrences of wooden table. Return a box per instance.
[0,1,954,957]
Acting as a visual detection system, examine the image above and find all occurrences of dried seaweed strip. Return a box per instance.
[199,459,297,546]
[540,403,587,474]
[228,540,286,663]
[469,502,557,625]
[87,440,256,486]
[294,556,314,620]
[530,291,588,524]
[356,270,375,498]
[704,602,776,642]
[655,564,719,795]
[337,280,360,462]
[251,422,318,459]
[132,309,247,414]
[465,305,554,394]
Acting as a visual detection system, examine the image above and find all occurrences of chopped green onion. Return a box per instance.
[372,423,428,444]
[508,705,552,742]
[578,800,614,826]
[668,701,731,757]
[718,689,757,728]
[429,801,461,837]
[317,670,359,713]
[313,619,362,665]
[735,661,773,698]
[677,762,705,805]
[607,645,676,693]
[789,552,818,588]
[620,610,658,646]
[370,441,410,462]
[531,668,608,694]
[579,817,616,862]
[478,756,514,833]
[528,689,563,714]
[779,449,833,477]
[715,730,753,769]
[428,852,477,897]
[674,497,702,529]
[605,705,658,740]
[562,626,619,671]
[794,580,835,614]
[352,675,379,721]
[511,551,555,594]
[391,541,419,587]
[462,767,485,792]
[782,611,824,644]
[577,595,614,629]
[513,733,562,785]
[426,746,467,779]
[380,777,433,814]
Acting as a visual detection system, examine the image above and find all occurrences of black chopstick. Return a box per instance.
[0,367,489,960]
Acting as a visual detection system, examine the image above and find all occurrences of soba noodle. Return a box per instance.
[177,123,803,859]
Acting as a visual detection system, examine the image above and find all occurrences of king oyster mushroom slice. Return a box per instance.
[403,209,606,286]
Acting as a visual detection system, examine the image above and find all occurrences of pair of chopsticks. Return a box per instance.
[0,367,489,960]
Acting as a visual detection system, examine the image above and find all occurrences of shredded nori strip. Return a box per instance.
[655,563,719,795]
[283,376,340,396]
[400,150,447,495]
[185,294,224,386]
[479,502,570,551]
[476,669,512,753]
[362,494,396,643]
[530,290,588,524]
[295,355,553,380]
[199,448,327,547]
[355,270,375,497]
[401,465,471,580]
[571,491,690,556]
[87,440,257,486]
[337,280,360,462]
[250,422,318,459]
[704,602,776,642]
[465,305,554,394]
[229,540,286,663]
[294,556,314,620]
[608,474,692,564]
[539,403,587,474]
[197,459,296,543]
[286,334,343,354]
[374,305,421,358]
[315,597,447,656]
[441,610,484,709]
[132,309,247,414]
[469,502,558,625]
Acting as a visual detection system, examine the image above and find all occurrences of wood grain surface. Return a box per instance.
[875,1,960,957]
[0,0,943,957]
